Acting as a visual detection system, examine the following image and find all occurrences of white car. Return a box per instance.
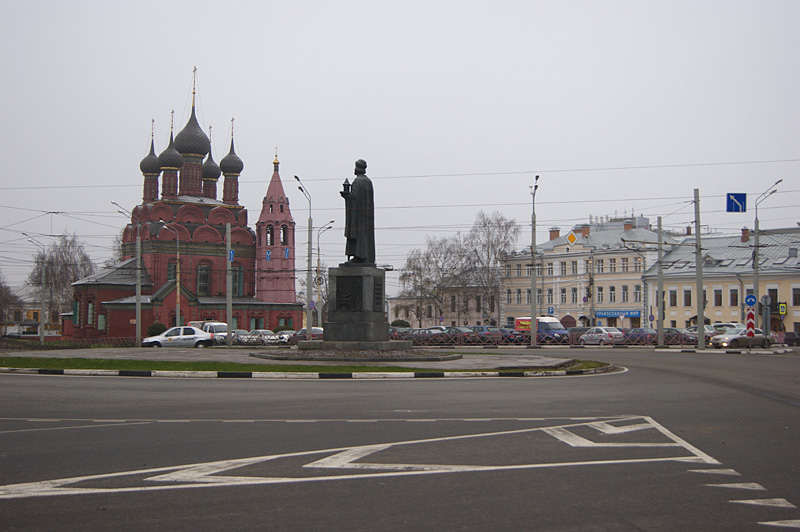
[711,328,771,349]
[578,327,625,345]
[142,326,214,348]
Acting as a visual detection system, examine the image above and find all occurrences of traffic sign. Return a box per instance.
[726,193,746,212]
[745,308,756,337]
[779,303,787,315]
[309,300,315,310]
[548,307,554,315]
[744,294,757,307]
[229,249,235,261]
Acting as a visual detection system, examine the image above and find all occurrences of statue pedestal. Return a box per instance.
[298,264,411,351]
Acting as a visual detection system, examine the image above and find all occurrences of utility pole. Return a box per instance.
[753,179,782,330]
[529,175,539,348]
[694,189,705,351]
[226,223,232,347]
[656,216,664,347]
[295,175,313,340]
[24,234,46,346]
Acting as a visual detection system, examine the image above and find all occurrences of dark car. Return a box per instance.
[662,327,697,345]
[626,327,657,345]
[430,326,481,346]
[468,326,504,345]
[389,327,412,340]
[287,327,324,345]
[783,331,800,346]
[499,328,527,345]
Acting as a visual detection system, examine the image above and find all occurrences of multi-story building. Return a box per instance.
[64,90,302,339]
[643,226,800,334]
[501,216,675,329]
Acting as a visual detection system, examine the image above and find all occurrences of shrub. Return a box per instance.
[391,319,411,328]
[147,322,168,337]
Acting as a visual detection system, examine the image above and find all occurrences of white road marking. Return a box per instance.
[0,416,720,499]
[731,499,796,508]
[0,421,153,435]
[688,469,741,476]
[759,520,800,529]
[706,482,767,490]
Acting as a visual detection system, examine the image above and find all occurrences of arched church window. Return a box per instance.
[280,225,288,245]
[267,226,274,246]
[197,264,211,296]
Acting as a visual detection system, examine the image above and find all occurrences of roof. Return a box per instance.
[643,228,800,278]
[71,258,153,288]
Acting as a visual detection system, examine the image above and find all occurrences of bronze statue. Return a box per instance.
[341,159,375,264]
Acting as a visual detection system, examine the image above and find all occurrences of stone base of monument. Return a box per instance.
[299,264,412,352]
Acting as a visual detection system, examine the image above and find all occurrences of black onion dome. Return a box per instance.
[174,106,210,157]
[220,138,244,174]
[158,132,184,169]
[202,150,221,180]
[139,138,161,175]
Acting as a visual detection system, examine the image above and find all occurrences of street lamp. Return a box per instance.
[294,175,313,341]
[160,223,181,327]
[112,201,142,345]
[753,178,782,330]
[529,175,540,348]
[316,220,334,327]
[23,233,46,346]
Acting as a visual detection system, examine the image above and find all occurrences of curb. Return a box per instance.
[0,364,615,380]
[653,347,794,355]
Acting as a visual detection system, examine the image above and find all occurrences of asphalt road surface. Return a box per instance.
[1,348,798,531]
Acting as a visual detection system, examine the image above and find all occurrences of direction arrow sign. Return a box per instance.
[726,193,746,213]
[744,294,757,307]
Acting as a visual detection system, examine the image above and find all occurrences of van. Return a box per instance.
[513,316,569,344]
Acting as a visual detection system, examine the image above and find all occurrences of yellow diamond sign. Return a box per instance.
[566,231,578,246]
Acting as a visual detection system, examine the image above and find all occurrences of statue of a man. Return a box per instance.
[341,159,375,264]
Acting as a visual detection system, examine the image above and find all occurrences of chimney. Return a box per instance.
[741,227,750,242]
[686,226,692,236]
[623,220,633,231]
[549,227,560,241]
[580,225,590,237]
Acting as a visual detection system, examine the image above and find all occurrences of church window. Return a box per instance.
[197,264,211,296]
[232,266,244,297]
[167,262,176,281]
[267,226,274,246]
[281,225,288,245]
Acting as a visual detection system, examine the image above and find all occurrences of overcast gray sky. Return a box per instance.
[1,0,798,295]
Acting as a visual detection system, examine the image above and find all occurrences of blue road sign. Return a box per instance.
[745,294,757,307]
[548,306,554,315]
[229,249,235,261]
[265,250,271,261]
[726,193,746,213]
[284,248,290,259]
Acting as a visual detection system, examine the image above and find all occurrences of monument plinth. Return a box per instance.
[298,159,411,351]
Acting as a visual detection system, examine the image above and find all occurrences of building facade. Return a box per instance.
[643,227,800,334]
[501,216,674,329]
[66,92,302,339]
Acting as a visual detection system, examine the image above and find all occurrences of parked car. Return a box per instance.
[239,329,277,345]
[711,328,771,349]
[663,327,697,345]
[578,327,625,345]
[274,330,296,344]
[567,327,590,344]
[712,322,744,333]
[783,331,800,346]
[468,326,503,344]
[215,329,250,345]
[687,324,718,344]
[625,327,658,345]
[287,327,324,345]
[499,327,527,344]
[430,326,482,345]
[389,327,412,340]
[142,326,214,348]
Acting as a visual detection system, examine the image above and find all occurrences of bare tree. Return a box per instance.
[103,230,126,268]
[27,232,96,316]
[0,270,22,336]
[465,211,519,325]
[399,234,469,326]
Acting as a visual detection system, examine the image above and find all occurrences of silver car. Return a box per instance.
[578,327,625,345]
[142,326,213,348]
[711,328,771,349]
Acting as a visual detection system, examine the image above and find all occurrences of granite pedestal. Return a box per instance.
[298,264,412,351]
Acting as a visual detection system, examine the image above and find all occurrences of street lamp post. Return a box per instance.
[753,179,781,330]
[316,220,334,327]
[112,201,142,345]
[160,223,181,327]
[23,233,46,346]
[295,176,313,341]
[529,175,540,348]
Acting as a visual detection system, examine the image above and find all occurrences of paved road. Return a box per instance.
[1,348,798,531]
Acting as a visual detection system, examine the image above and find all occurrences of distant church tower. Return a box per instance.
[255,154,296,303]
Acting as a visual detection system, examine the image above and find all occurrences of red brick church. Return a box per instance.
[64,91,302,339]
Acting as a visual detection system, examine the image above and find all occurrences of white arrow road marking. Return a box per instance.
[706,483,767,490]
[688,469,741,476]
[759,520,800,529]
[0,416,720,499]
[731,499,797,508]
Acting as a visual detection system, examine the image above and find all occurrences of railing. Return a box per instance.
[0,337,138,351]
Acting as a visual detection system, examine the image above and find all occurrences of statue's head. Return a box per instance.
[354,159,367,175]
